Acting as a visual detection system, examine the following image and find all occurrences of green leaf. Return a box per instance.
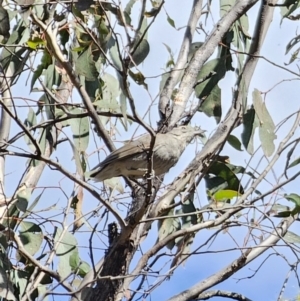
[18,26,31,46]
[175,197,197,244]
[72,46,85,53]
[195,58,226,99]
[70,251,91,278]
[24,107,36,128]
[284,193,300,208]
[76,261,91,278]
[21,191,44,218]
[54,227,78,279]
[284,231,300,244]
[73,0,93,11]
[167,14,176,28]
[45,63,61,89]
[198,85,222,123]
[12,270,28,299]
[16,188,30,212]
[206,161,244,194]
[98,19,110,34]
[237,14,251,55]
[0,26,28,79]
[172,197,198,267]
[108,37,123,70]
[242,105,259,154]
[27,37,46,50]
[179,198,197,229]
[281,0,300,21]
[69,108,90,153]
[157,207,181,250]
[69,250,80,268]
[220,0,235,17]
[173,233,194,267]
[253,89,276,157]
[275,211,292,217]
[227,135,242,151]
[219,31,234,71]
[130,39,150,67]
[269,204,291,217]
[288,156,300,169]
[94,73,121,113]
[213,189,241,201]
[85,79,100,102]
[38,125,47,156]
[205,176,228,195]
[124,0,138,26]
[19,221,43,256]
[75,46,99,81]
[271,204,291,212]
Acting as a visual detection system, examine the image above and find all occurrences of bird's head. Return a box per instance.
[170,125,205,140]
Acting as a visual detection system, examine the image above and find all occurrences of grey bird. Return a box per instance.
[89,125,204,181]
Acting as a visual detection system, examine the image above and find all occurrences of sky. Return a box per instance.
[4,0,300,300]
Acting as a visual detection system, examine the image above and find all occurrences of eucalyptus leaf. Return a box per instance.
[19,221,43,256]
[242,105,259,155]
[75,46,99,81]
[69,108,90,153]
[252,89,276,157]
[54,227,78,279]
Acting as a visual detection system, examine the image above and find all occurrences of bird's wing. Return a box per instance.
[92,135,152,170]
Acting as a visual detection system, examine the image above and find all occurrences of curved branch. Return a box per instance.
[197,290,254,301]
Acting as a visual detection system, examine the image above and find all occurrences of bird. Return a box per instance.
[88,125,204,181]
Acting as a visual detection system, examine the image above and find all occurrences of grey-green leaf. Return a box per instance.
[54,227,78,279]
[242,105,259,155]
[284,231,300,244]
[19,221,43,256]
[157,208,181,250]
[195,58,226,99]
[227,135,242,151]
[252,89,276,157]
[75,46,99,81]
[198,85,222,123]
[69,108,90,153]
[130,39,150,67]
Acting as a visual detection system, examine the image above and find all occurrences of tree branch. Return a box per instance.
[159,0,203,120]
[167,215,295,301]
[168,0,259,126]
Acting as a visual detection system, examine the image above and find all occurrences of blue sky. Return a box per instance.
[4,0,300,300]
